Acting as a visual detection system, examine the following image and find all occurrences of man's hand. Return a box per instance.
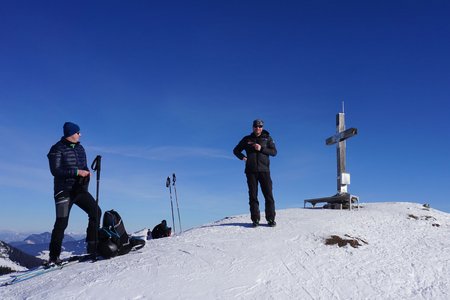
[78,170,90,177]
[243,157,247,161]
[253,143,261,151]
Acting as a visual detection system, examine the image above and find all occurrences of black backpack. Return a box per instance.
[98,210,131,258]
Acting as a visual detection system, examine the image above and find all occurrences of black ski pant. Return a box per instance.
[49,190,101,259]
[246,172,276,223]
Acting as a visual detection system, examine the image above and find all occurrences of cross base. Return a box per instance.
[304,193,359,210]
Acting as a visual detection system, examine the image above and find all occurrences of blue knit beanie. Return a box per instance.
[63,122,80,138]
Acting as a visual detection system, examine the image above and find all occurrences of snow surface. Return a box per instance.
[1,202,449,299]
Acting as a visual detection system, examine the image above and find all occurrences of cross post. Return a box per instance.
[326,112,357,194]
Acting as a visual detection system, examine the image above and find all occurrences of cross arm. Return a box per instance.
[326,128,358,145]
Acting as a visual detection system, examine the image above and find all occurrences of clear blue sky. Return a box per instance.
[1,1,449,233]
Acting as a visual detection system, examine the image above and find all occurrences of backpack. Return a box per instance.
[98,210,131,258]
[98,209,146,258]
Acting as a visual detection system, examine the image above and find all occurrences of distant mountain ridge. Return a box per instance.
[0,231,31,243]
[10,232,75,245]
[9,232,86,257]
[0,231,85,243]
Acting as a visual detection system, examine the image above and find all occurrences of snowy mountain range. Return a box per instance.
[0,231,31,243]
[0,241,43,275]
[0,202,449,299]
[0,232,88,274]
[9,232,86,257]
[0,231,85,244]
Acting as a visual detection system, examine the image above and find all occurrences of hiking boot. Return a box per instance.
[268,220,277,227]
[45,257,62,267]
[87,242,97,255]
[252,220,260,227]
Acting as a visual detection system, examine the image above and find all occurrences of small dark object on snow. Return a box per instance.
[325,235,367,248]
[408,214,437,222]
[408,214,419,220]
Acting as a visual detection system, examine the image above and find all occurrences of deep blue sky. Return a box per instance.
[1,1,449,233]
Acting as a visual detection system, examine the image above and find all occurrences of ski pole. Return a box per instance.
[172,173,182,233]
[91,155,102,260]
[166,176,175,235]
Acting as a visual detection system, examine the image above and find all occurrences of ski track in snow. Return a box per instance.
[1,202,449,299]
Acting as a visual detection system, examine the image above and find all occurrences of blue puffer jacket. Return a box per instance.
[47,138,90,195]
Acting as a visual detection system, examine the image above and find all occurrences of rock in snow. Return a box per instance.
[1,202,449,299]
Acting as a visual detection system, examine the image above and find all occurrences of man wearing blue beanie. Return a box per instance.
[46,122,101,265]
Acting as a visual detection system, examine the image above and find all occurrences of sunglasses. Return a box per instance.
[253,125,263,128]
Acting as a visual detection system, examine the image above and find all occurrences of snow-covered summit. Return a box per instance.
[1,202,449,299]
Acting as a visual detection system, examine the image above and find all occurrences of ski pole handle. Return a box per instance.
[91,155,102,181]
[172,173,176,185]
[166,176,170,188]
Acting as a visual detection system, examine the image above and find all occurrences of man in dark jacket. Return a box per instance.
[233,119,277,227]
[47,122,101,264]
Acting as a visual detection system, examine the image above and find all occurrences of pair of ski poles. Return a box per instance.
[91,158,183,243]
[91,155,102,261]
[166,173,182,235]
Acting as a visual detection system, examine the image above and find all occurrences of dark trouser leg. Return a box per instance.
[49,193,72,259]
[73,192,101,244]
[246,173,260,222]
[259,172,276,222]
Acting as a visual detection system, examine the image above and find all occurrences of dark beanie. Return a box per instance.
[63,122,80,138]
[253,119,264,127]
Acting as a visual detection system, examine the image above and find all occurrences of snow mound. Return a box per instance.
[1,202,449,299]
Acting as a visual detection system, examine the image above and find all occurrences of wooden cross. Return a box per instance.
[325,111,357,194]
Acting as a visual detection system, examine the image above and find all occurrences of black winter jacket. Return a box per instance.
[47,137,90,195]
[233,130,277,173]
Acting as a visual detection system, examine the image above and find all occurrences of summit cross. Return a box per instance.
[326,111,357,194]
[304,104,359,210]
